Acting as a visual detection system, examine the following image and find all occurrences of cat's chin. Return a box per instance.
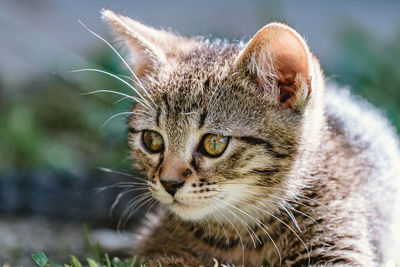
[168,201,213,221]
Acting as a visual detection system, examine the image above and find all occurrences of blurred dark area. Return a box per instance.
[0,0,399,265]
[0,169,146,227]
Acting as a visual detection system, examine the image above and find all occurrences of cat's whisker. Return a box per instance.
[78,20,155,106]
[144,199,158,216]
[214,195,283,264]
[216,199,264,245]
[109,187,139,216]
[220,182,324,212]
[235,192,321,232]
[95,184,148,193]
[101,111,141,129]
[126,194,154,220]
[165,212,178,229]
[109,187,150,217]
[116,76,154,104]
[166,215,182,244]
[119,195,153,230]
[216,185,322,235]
[215,199,260,248]
[120,196,154,230]
[98,167,148,182]
[70,68,153,110]
[77,89,149,110]
[252,182,330,210]
[97,181,148,188]
[117,74,135,83]
[286,204,322,232]
[211,213,230,248]
[118,192,152,230]
[113,96,131,104]
[211,204,245,264]
[223,196,311,265]
[119,192,149,219]
[279,203,302,232]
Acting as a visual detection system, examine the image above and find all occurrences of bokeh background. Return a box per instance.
[1,0,400,265]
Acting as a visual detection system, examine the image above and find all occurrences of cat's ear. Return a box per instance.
[234,22,312,109]
[102,9,193,79]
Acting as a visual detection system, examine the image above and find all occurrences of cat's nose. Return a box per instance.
[160,178,184,196]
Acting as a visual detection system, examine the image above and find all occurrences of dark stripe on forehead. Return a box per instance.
[198,110,208,129]
[155,106,161,127]
[239,136,289,159]
[162,92,171,113]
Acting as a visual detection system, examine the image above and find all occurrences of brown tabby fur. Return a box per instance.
[101,9,400,266]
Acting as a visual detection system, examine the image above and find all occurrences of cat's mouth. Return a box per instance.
[172,199,191,208]
[149,183,220,220]
[155,193,216,220]
[169,200,215,220]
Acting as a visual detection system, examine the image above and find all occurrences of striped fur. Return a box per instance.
[102,10,400,266]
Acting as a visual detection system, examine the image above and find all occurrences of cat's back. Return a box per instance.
[324,84,400,263]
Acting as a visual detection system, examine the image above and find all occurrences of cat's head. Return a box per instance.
[103,10,324,222]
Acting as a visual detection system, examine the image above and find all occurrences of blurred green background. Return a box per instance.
[0,0,399,173]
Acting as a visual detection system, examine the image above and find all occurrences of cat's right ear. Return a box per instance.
[102,9,193,80]
[234,22,313,110]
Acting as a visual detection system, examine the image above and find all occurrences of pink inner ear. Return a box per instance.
[236,23,311,109]
[271,30,310,108]
[275,52,309,108]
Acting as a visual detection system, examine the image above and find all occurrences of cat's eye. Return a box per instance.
[142,130,164,153]
[201,134,229,157]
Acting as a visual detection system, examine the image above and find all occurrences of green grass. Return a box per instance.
[30,226,139,267]
[31,252,137,267]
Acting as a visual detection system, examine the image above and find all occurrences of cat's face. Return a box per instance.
[103,10,321,222]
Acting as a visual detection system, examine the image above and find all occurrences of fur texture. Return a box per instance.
[102,9,400,266]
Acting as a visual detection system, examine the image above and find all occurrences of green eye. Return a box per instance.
[142,130,164,153]
[202,134,229,157]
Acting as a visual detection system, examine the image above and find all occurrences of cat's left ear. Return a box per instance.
[234,22,313,110]
[102,9,195,80]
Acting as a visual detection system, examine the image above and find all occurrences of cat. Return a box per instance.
[101,9,400,266]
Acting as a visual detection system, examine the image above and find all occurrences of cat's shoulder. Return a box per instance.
[324,83,400,168]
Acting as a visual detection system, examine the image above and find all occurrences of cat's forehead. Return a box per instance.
[130,43,293,147]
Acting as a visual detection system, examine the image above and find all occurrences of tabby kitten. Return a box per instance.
[101,9,400,266]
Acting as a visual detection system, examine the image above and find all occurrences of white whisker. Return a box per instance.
[77,89,148,110]
[98,167,148,181]
[224,196,311,265]
[100,111,139,129]
[212,205,245,264]
[212,213,229,248]
[145,199,158,216]
[109,187,147,217]
[216,195,283,264]
[216,199,262,247]
[279,203,302,232]
[70,68,152,110]
[78,20,155,106]
[118,192,152,230]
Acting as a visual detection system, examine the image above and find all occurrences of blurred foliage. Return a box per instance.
[0,24,399,173]
[0,49,133,172]
[325,24,400,133]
